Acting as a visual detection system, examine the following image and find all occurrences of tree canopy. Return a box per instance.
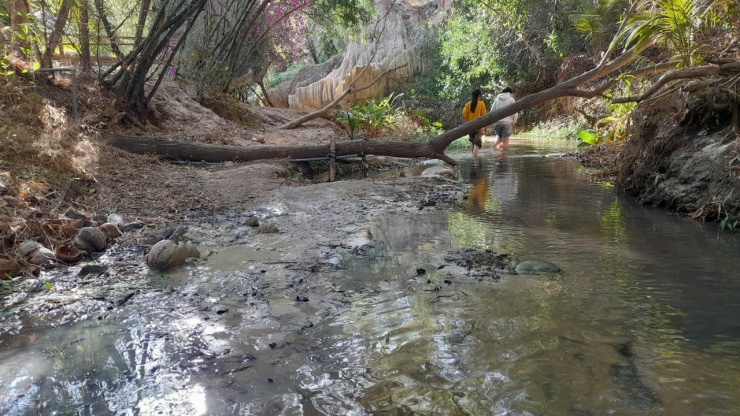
[1,0,737,132]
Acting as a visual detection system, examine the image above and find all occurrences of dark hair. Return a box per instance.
[502,86,513,94]
[470,89,482,112]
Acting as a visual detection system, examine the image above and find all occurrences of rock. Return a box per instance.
[515,260,560,274]
[107,213,124,225]
[421,166,454,177]
[275,3,422,112]
[98,223,123,239]
[258,223,278,234]
[245,216,260,227]
[18,241,56,265]
[609,362,660,410]
[148,225,188,244]
[146,239,200,271]
[64,207,87,220]
[120,222,144,232]
[78,264,109,276]
[91,214,108,223]
[74,227,107,252]
[29,247,56,265]
[18,241,44,258]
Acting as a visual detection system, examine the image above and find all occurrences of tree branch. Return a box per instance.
[611,65,721,103]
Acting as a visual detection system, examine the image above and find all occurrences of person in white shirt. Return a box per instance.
[490,87,518,150]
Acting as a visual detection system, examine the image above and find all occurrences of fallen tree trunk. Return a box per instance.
[103,42,657,165]
[101,133,460,165]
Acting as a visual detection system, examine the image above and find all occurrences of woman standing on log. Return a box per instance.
[462,89,487,158]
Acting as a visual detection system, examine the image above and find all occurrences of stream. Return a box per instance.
[1,138,739,415]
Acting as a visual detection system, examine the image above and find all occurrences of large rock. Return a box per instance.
[269,1,443,112]
[146,239,200,272]
[18,240,56,265]
[421,166,454,177]
[74,227,107,252]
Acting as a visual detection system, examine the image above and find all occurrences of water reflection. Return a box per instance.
[465,158,489,215]
[2,139,740,414]
[328,141,740,415]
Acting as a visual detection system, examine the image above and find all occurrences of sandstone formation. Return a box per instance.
[269,1,449,112]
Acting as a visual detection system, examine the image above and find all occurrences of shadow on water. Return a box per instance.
[1,138,740,415]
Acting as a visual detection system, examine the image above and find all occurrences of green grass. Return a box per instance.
[519,119,588,141]
[446,137,471,151]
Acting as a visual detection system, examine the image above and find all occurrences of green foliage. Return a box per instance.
[353,94,397,136]
[577,74,636,145]
[1,54,15,77]
[445,137,473,151]
[577,129,598,145]
[338,94,399,139]
[519,118,588,140]
[720,215,738,231]
[0,273,16,298]
[392,32,462,130]
[572,0,629,54]
[437,0,592,104]
[620,0,707,67]
[576,105,633,146]
[404,109,446,143]
[437,6,499,99]
[265,63,302,89]
[410,111,444,132]
[310,0,373,40]
[336,109,361,140]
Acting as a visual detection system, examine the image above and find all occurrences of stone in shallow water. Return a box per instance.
[146,239,200,271]
[515,260,560,274]
[258,223,278,234]
[245,216,260,227]
[421,166,454,177]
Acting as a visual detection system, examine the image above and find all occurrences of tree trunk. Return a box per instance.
[135,0,151,46]
[102,0,208,119]
[78,0,91,73]
[41,0,73,68]
[102,133,459,165]
[5,0,31,58]
[93,0,124,60]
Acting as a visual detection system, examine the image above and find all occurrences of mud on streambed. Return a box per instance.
[0,174,560,413]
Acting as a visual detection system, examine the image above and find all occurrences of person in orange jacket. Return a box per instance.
[461,89,487,157]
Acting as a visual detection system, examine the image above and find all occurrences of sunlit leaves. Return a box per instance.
[577,129,598,145]
[571,0,629,54]
[438,6,501,98]
[620,0,707,67]
[437,0,594,100]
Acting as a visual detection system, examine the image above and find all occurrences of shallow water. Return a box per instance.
[2,138,740,415]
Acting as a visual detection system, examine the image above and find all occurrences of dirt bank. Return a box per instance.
[578,87,740,225]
